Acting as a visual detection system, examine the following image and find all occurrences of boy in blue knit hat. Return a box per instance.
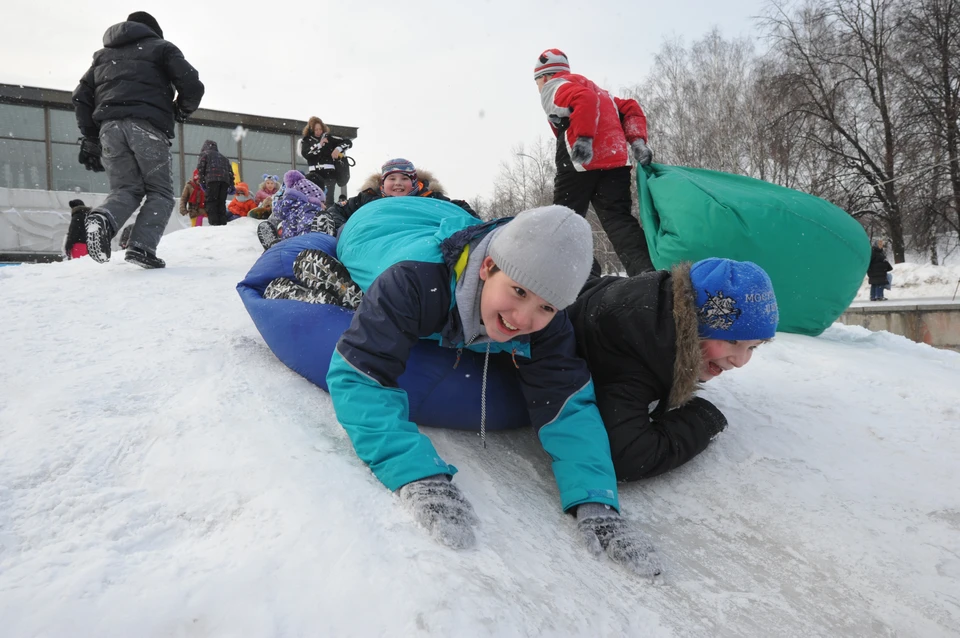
[568,258,778,481]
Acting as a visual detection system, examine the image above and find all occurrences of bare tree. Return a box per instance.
[486,139,556,219]
[762,0,911,261]
[628,30,758,174]
[897,0,960,251]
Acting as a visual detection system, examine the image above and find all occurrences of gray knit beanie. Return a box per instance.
[488,205,593,309]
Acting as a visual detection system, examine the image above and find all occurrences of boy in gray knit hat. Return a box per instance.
[270,197,663,578]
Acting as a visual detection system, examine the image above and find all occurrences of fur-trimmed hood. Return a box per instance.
[357,168,446,195]
[567,264,703,410]
[668,262,702,408]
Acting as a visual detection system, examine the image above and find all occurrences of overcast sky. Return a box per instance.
[1,0,764,202]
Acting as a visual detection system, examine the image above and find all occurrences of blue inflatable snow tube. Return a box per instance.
[237,233,530,430]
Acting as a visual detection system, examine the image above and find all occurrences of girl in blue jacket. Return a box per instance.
[322,197,661,577]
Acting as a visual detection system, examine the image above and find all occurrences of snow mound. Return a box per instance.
[2,220,959,637]
[855,261,960,301]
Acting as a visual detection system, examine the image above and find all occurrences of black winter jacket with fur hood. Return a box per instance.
[568,263,728,481]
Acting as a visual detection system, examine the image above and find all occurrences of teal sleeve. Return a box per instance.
[537,378,620,512]
[327,349,457,490]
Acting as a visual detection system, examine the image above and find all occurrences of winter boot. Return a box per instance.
[310,211,339,236]
[124,246,166,269]
[292,249,364,309]
[85,212,113,264]
[263,277,339,304]
[257,221,280,251]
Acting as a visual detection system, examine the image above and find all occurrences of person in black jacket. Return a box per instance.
[299,116,352,208]
[309,158,479,236]
[867,239,893,301]
[567,258,779,482]
[72,11,204,269]
[196,140,234,226]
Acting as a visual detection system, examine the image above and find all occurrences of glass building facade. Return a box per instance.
[0,83,358,195]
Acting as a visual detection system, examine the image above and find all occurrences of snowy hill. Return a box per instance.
[2,220,959,637]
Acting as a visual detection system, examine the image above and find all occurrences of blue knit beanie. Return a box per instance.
[689,258,779,340]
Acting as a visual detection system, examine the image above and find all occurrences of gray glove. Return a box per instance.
[631,138,653,166]
[577,503,662,577]
[398,475,478,549]
[570,136,594,165]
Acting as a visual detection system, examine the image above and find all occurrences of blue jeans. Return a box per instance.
[870,284,885,300]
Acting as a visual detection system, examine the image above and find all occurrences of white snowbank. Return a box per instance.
[854,261,960,301]
[1,221,958,637]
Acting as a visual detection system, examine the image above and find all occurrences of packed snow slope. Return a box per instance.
[2,220,959,637]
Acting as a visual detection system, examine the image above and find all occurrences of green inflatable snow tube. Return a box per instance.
[637,164,870,336]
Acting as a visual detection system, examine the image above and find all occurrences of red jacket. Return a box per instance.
[540,72,648,172]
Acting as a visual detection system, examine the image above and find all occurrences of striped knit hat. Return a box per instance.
[534,49,570,79]
[380,158,417,183]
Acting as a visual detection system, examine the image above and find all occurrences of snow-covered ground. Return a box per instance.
[2,220,959,637]
[854,261,960,302]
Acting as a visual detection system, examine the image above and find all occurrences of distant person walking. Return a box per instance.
[867,239,893,301]
[73,11,204,269]
[534,49,654,276]
[196,140,234,226]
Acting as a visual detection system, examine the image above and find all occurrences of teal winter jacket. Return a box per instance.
[326,197,619,512]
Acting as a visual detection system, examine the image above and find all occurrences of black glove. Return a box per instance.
[78,137,105,173]
[174,103,190,123]
[570,136,594,165]
[684,396,728,439]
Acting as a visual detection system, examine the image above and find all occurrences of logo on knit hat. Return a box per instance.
[689,258,778,341]
[697,291,742,331]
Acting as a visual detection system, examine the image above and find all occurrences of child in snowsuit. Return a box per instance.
[535,49,654,276]
[310,158,478,236]
[267,198,663,577]
[269,170,325,240]
[567,258,779,482]
[299,116,352,208]
[867,239,893,301]
[196,139,234,226]
[254,174,280,205]
[179,169,207,226]
[227,182,257,217]
[63,199,89,259]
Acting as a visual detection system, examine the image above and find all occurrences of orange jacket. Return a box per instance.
[228,182,258,217]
